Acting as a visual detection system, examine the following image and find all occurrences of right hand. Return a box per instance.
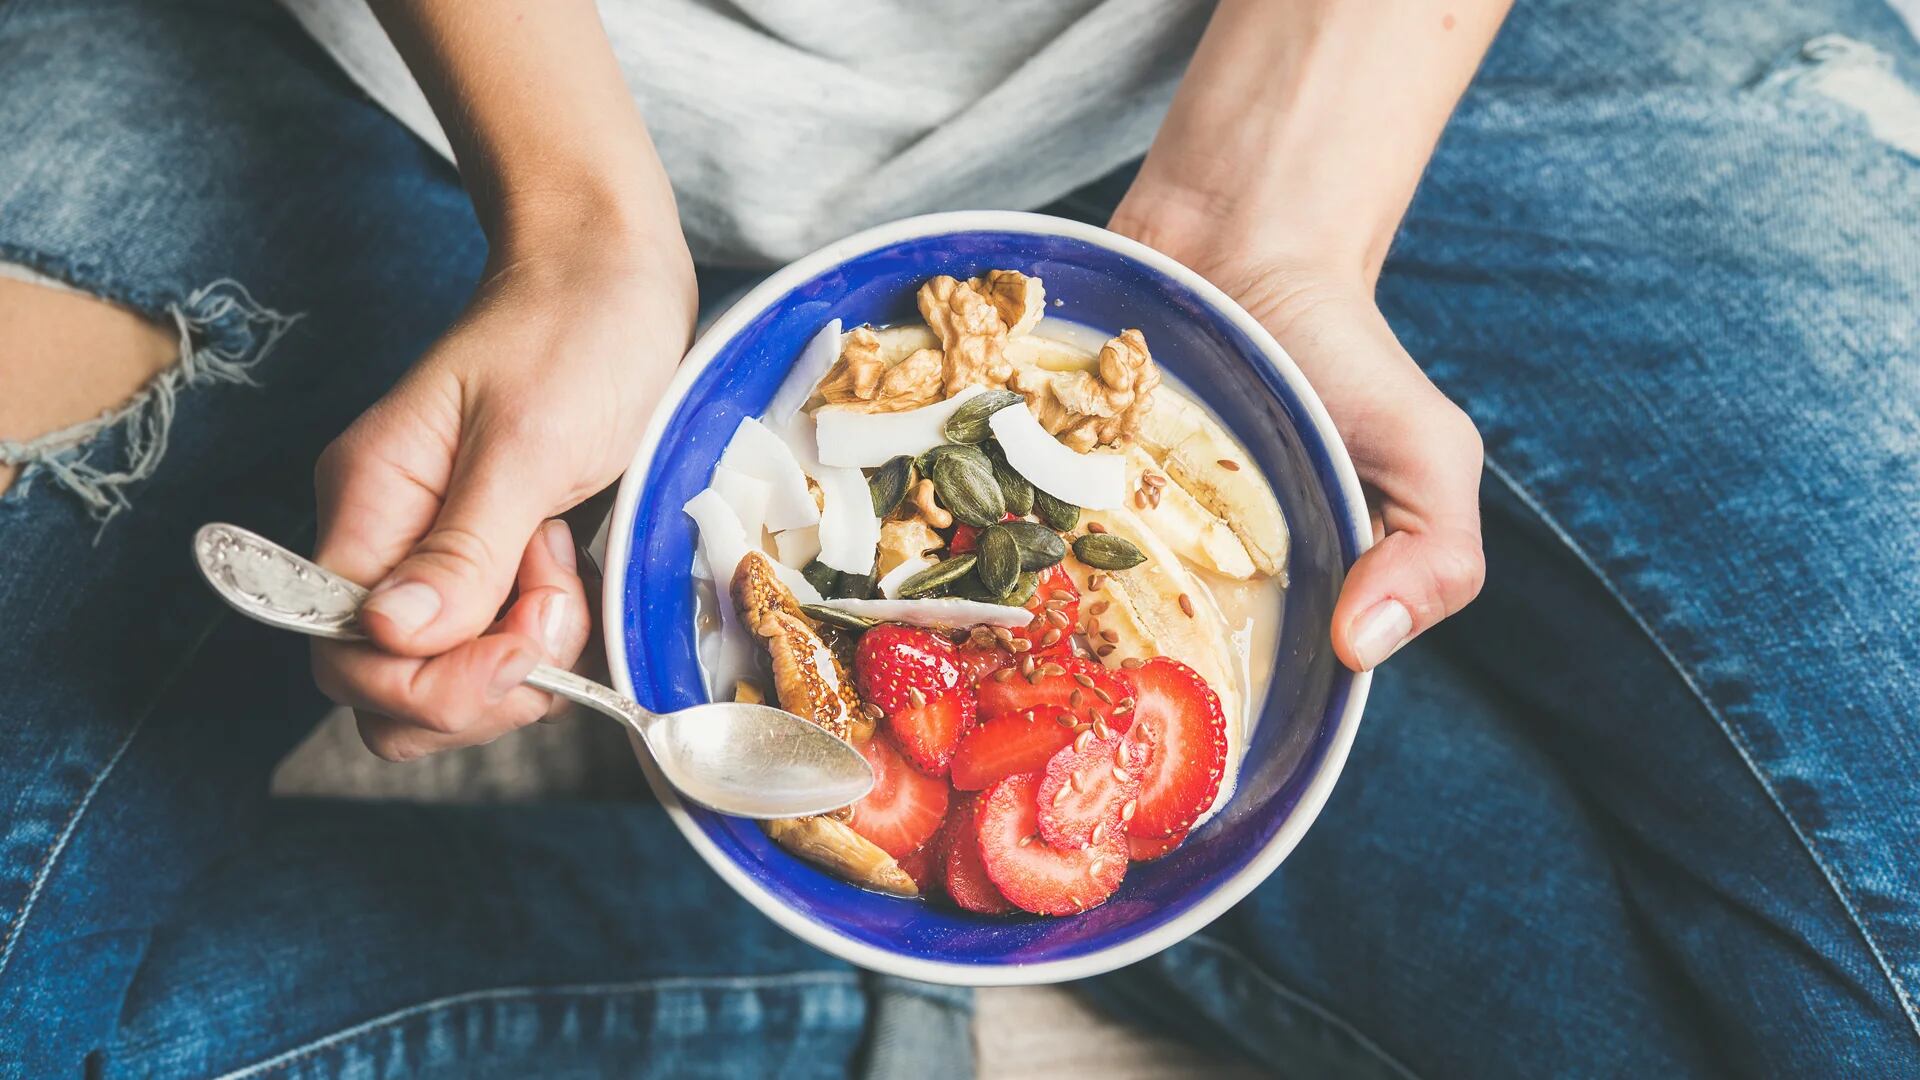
[310,234,695,761]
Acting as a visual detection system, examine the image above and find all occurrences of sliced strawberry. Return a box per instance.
[855,624,961,715]
[951,524,1077,656]
[938,793,1014,914]
[846,733,950,859]
[978,655,1132,733]
[1036,727,1154,849]
[856,624,973,774]
[977,772,1128,916]
[949,706,1077,791]
[955,640,1013,685]
[1120,657,1227,838]
[896,841,939,890]
[1128,829,1188,861]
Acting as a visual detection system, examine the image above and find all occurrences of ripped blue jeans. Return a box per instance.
[1,0,1917,1076]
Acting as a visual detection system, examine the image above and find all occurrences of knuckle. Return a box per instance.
[408,525,503,586]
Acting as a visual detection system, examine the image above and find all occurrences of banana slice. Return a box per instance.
[1137,386,1290,584]
[1005,333,1097,373]
[862,324,939,366]
[1123,447,1257,580]
[763,818,918,897]
[1063,506,1246,799]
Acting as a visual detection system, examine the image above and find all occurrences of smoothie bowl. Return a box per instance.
[603,211,1371,985]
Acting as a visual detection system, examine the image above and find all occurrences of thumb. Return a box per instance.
[1331,522,1485,672]
[359,448,552,657]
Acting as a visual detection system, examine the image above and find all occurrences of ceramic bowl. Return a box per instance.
[604,211,1372,985]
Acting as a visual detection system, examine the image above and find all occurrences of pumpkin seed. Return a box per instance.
[801,560,840,597]
[997,571,1039,607]
[985,441,1034,516]
[1072,532,1147,571]
[942,389,1025,443]
[800,603,878,631]
[831,568,880,600]
[946,568,997,602]
[896,554,978,599]
[916,442,969,477]
[930,445,1005,527]
[998,519,1066,571]
[1032,487,1079,531]
[868,455,914,517]
[976,524,1021,595]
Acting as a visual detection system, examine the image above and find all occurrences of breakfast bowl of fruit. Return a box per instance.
[603,211,1372,984]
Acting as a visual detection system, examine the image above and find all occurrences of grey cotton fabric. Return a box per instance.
[278,0,1212,264]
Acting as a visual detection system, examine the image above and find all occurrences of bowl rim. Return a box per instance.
[603,209,1374,985]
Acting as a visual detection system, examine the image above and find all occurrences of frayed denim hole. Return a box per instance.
[0,277,303,534]
[1752,34,1920,159]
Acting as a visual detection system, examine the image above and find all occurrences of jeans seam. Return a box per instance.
[1180,934,1425,1080]
[1482,454,1920,1046]
[212,971,865,1080]
[0,716,147,986]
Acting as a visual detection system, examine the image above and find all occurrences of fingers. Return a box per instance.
[1330,402,1485,671]
[357,439,553,657]
[311,519,595,760]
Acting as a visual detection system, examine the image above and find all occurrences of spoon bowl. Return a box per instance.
[192,523,871,819]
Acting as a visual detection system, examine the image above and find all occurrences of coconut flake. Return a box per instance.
[814,597,1034,629]
[766,318,842,425]
[814,464,880,575]
[719,416,820,530]
[876,555,933,599]
[684,488,822,603]
[814,385,990,468]
[772,525,821,569]
[709,464,771,547]
[988,402,1126,509]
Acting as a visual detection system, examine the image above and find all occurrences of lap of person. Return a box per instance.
[1084,0,1920,1073]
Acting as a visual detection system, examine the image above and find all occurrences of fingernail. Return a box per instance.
[488,646,539,702]
[1350,599,1413,670]
[545,519,577,572]
[540,592,572,658]
[364,580,441,636]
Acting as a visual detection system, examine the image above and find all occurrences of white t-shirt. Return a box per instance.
[280,0,1211,264]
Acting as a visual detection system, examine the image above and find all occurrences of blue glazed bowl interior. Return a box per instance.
[619,227,1359,969]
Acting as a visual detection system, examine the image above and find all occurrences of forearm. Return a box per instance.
[1119,0,1509,283]
[371,0,686,268]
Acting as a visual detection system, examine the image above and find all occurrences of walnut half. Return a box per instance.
[1008,329,1161,451]
[919,275,1016,397]
[815,327,944,413]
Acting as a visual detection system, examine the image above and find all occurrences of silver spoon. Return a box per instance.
[191,523,872,819]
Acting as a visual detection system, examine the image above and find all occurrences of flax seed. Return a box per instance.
[1142,473,1166,488]
[1073,672,1095,688]
[993,667,1015,683]
[1019,833,1036,847]
[1115,697,1135,713]
[1041,662,1066,678]
[1218,458,1240,471]
[1021,655,1036,676]
[1088,572,1107,591]
[1046,608,1069,629]
[908,686,926,708]
[1050,588,1075,601]
[1111,766,1132,783]
[1073,729,1094,753]
[1120,656,1145,670]
[1056,711,1079,728]
[1178,593,1195,618]
[1094,686,1114,704]
[1089,600,1109,616]
[1099,629,1119,644]
[1012,637,1032,652]
[1086,522,1107,534]
[1039,627,1062,648]
[1093,718,1112,740]
[1052,783,1071,806]
[992,626,1015,647]
[1133,491,1147,509]
[1070,689,1084,707]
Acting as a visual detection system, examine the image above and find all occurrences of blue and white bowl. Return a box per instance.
[604,211,1372,985]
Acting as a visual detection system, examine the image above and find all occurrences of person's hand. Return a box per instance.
[1109,199,1485,673]
[310,237,695,760]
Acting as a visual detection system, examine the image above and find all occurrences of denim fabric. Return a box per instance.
[0,0,1916,1078]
